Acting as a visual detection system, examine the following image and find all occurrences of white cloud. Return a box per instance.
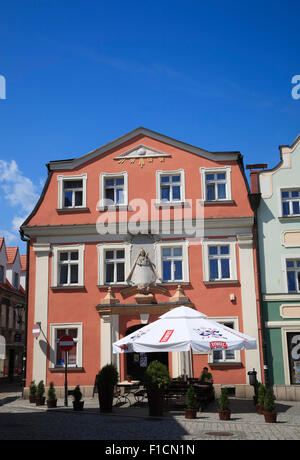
[0,160,39,213]
[0,160,41,245]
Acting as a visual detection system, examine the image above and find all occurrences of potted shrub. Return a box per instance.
[35,380,46,406]
[218,387,231,420]
[144,360,171,417]
[263,388,277,423]
[47,382,57,408]
[256,383,266,414]
[29,380,37,403]
[72,385,84,411]
[125,374,132,383]
[96,364,119,413]
[184,386,198,419]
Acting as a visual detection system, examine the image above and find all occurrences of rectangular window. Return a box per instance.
[13,272,19,289]
[162,246,183,282]
[212,322,236,362]
[282,189,300,217]
[105,249,125,284]
[104,176,125,205]
[286,260,300,293]
[208,245,231,281]
[0,265,4,283]
[58,251,79,286]
[55,327,78,367]
[63,180,83,208]
[205,172,227,201]
[160,174,182,203]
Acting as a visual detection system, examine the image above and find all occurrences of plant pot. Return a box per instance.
[29,395,36,404]
[147,388,165,417]
[127,379,131,383]
[185,408,197,419]
[98,385,114,413]
[35,397,46,406]
[256,404,264,414]
[218,409,231,420]
[263,411,277,423]
[73,400,84,411]
[47,399,57,408]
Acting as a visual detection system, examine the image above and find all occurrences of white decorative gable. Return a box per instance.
[114,144,171,160]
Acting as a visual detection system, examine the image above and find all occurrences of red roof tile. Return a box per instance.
[0,237,4,250]
[20,254,27,271]
[6,247,18,264]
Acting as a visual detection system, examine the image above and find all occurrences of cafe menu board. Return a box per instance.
[287,332,300,384]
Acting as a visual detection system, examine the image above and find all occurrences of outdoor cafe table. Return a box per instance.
[115,380,140,406]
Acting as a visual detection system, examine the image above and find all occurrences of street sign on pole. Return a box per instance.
[32,324,41,339]
[58,335,74,407]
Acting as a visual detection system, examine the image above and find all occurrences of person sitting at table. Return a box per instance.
[199,367,213,384]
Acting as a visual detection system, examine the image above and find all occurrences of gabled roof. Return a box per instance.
[47,126,241,171]
[20,254,27,271]
[0,238,4,250]
[6,247,18,265]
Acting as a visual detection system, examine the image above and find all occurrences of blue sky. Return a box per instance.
[0,0,299,252]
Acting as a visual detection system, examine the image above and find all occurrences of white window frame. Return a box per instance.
[202,238,237,283]
[97,243,131,286]
[98,172,128,210]
[51,244,85,288]
[207,317,241,364]
[49,323,83,369]
[285,258,300,294]
[156,169,186,206]
[155,240,189,283]
[281,188,300,217]
[200,167,232,202]
[57,174,87,209]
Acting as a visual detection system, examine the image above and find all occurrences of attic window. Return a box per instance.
[57,174,87,210]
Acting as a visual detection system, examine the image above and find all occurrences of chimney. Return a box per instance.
[246,164,268,193]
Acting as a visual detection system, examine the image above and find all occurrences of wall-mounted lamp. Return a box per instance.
[14,303,25,325]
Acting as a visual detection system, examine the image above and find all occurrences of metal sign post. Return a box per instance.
[64,350,68,407]
[58,335,75,408]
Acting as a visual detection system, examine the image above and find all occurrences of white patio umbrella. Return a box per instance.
[113,306,257,354]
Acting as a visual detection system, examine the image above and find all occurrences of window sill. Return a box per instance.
[97,204,130,212]
[279,216,300,221]
[209,362,242,369]
[204,280,239,285]
[56,207,90,214]
[202,200,235,206]
[51,285,85,291]
[154,201,189,208]
[49,367,84,373]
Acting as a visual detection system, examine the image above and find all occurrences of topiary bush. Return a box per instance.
[185,386,198,409]
[97,364,119,388]
[144,360,171,390]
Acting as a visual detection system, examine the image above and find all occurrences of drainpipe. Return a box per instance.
[19,229,30,395]
[246,166,270,387]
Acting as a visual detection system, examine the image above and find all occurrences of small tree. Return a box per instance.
[185,386,198,410]
[257,383,266,407]
[47,382,56,401]
[29,380,37,397]
[144,360,171,390]
[218,387,229,411]
[97,364,119,388]
[264,388,276,413]
[73,385,82,402]
[37,380,45,398]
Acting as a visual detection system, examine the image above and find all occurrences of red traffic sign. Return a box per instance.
[32,324,41,339]
[59,335,75,352]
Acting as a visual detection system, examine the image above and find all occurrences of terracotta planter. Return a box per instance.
[47,399,57,408]
[73,400,84,411]
[98,385,114,413]
[218,409,231,420]
[29,395,36,404]
[256,404,264,414]
[263,411,277,423]
[35,397,46,406]
[185,408,197,419]
[147,388,165,417]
